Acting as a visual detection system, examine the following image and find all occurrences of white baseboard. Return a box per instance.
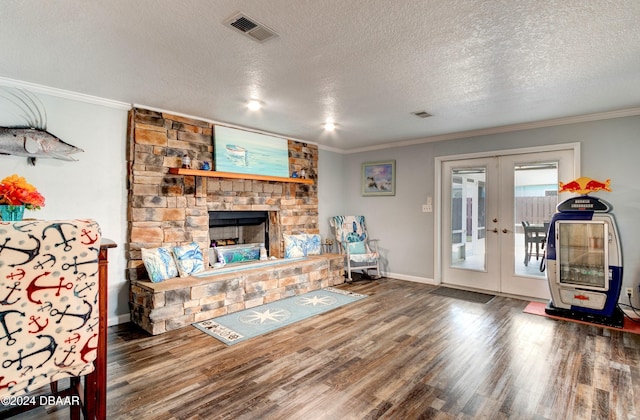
[384,272,438,285]
[109,313,131,327]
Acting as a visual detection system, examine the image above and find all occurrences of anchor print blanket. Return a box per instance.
[0,219,101,397]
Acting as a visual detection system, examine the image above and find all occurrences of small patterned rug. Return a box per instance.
[429,287,495,304]
[193,287,367,345]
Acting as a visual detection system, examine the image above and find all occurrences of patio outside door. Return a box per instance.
[441,149,574,299]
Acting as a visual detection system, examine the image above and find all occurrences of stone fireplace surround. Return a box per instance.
[127,108,344,334]
[127,107,320,281]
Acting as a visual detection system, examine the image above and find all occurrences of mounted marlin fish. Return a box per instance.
[0,87,83,165]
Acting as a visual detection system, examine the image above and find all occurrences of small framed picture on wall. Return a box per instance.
[361,160,395,196]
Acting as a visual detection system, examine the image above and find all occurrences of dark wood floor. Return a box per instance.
[8,278,640,419]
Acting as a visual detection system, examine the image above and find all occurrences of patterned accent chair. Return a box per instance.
[329,215,381,281]
[0,219,104,419]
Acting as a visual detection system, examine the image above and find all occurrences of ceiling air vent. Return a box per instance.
[412,111,433,118]
[224,12,278,43]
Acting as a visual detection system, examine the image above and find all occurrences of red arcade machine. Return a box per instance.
[544,177,624,328]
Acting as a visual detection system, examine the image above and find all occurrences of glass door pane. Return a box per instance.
[441,157,499,292]
[450,167,486,271]
[513,162,558,277]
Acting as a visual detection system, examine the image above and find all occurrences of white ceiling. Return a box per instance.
[1,1,640,152]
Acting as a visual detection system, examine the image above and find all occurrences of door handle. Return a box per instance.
[491,228,498,233]
[502,228,508,233]
[493,218,498,223]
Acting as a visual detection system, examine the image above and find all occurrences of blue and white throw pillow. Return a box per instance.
[173,242,205,277]
[141,247,179,283]
[284,234,322,258]
[305,234,322,255]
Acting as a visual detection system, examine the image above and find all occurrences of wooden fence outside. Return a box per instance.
[515,196,557,232]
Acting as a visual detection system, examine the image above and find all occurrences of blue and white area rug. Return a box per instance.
[193,287,367,345]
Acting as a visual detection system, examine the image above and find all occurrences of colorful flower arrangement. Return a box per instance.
[0,174,46,210]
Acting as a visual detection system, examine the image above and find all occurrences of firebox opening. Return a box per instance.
[209,211,269,251]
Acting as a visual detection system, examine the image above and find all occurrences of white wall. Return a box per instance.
[339,145,436,282]
[0,83,130,325]
[317,148,346,244]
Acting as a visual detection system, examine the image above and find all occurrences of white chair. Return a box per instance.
[329,215,381,281]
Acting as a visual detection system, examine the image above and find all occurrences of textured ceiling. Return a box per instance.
[1,0,639,151]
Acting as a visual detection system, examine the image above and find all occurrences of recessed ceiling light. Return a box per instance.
[247,100,263,111]
[323,121,336,131]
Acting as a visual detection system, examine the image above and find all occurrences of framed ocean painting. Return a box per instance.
[214,125,289,177]
[362,160,396,196]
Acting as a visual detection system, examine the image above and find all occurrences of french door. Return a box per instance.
[440,149,575,299]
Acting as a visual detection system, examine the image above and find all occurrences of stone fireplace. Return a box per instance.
[126,108,319,282]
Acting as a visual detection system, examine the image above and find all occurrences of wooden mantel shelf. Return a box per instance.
[169,168,314,184]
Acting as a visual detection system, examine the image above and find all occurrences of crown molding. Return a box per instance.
[0,77,131,110]
[343,107,640,154]
[317,143,345,154]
